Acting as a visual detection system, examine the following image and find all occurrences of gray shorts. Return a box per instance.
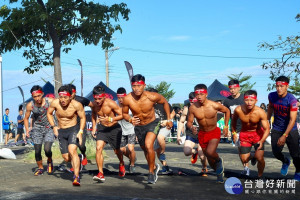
[120,133,136,147]
[30,126,55,145]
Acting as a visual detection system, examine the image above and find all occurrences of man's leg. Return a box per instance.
[95,140,106,174]
[145,132,157,174]
[128,144,136,166]
[78,132,87,165]
[285,130,300,174]
[44,142,53,174]
[68,144,80,177]
[14,134,20,143]
[255,150,265,178]
[4,132,9,145]
[203,139,220,171]
[197,144,208,171]
[156,133,168,168]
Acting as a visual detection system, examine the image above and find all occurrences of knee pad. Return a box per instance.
[159,153,166,161]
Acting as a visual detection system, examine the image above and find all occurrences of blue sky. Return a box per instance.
[1,0,299,122]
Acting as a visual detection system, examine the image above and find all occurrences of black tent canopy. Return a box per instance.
[207,79,231,101]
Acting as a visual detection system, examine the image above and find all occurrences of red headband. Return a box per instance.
[195,89,207,94]
[72,89,76,93]
[229,84,240,88]
[131,80,145,85]
[93,93,105,98]
[189,98,197,103]
[58,91,71,96]
[244,95,257,100]
[31,90,43,95]
[117,93,126,97]
[276,81,288,86]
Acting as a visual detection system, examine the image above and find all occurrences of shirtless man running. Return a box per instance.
[232,90,270,178]
[122,74,173,184]
[187,84,230,183]
[91,85,125,182]
[47,85,86,186]
[177,92,208,176]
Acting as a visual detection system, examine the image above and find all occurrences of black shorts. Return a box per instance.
[240,142,265,154]
[134,118,160,146]
[58,125,79,154]
[96,123,122,150]
[17,128,24,135]
[4,129,11,134]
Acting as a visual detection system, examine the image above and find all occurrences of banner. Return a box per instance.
[124,61,134,83]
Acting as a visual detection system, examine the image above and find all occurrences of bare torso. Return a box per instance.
[124,91,156,125]
[52,99,79,129]
[191,100,219,132]
[235,105,262,132]
[93,98,120,127]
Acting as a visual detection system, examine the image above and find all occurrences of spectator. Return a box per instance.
[14,109,26,144]
[3,108,13,145]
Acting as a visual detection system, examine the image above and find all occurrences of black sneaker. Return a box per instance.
[251,156,257,166]
[147,173,155,184]
[154,163,160,182]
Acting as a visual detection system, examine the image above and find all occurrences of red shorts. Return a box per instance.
[198,127,221,149]
[239,128,264,148]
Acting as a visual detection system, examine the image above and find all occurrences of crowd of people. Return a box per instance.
[2,74,300,187]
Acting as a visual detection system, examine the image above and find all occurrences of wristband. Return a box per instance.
[108,117,113,122]
[224,125,228,129]
[79,129,84,134]
[283,133,288,138]
[167,119,172,122]
[232,132,237,135]
[129,117,132,123]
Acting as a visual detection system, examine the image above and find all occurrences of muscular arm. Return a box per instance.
[76,102,86,131]
[259,110,270,143]
[47,101,56,127]
[284,110,298,137]
[122,98,131,122]
[186,106,197,134]
[156,94,171,120]
[111,101,123,122]
[216,103,230,136]
[91,106,97,137]
[24,103,32,134]
[231,107,239,134]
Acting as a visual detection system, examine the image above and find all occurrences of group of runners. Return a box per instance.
[22,74,299,186]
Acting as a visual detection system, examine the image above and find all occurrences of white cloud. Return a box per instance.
[167,35,191,41]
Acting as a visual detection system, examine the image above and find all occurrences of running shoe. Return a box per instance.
[191,152,198,164]
[154,163,160,182]
[93,172,105,182]
[161,165,172,175]
[241,167,250,176]
[34,168,44,176]
[119,162,126,177]
[147,173,155,184]
[200,168,208,177]
[81,155,88,166]
[216,173,224,184]
[216,158,224,175]
[281,158,290,176]
[72,175,80,186]
[129,165,136,174]
[47,159,53,174]
[294,172,300,182]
